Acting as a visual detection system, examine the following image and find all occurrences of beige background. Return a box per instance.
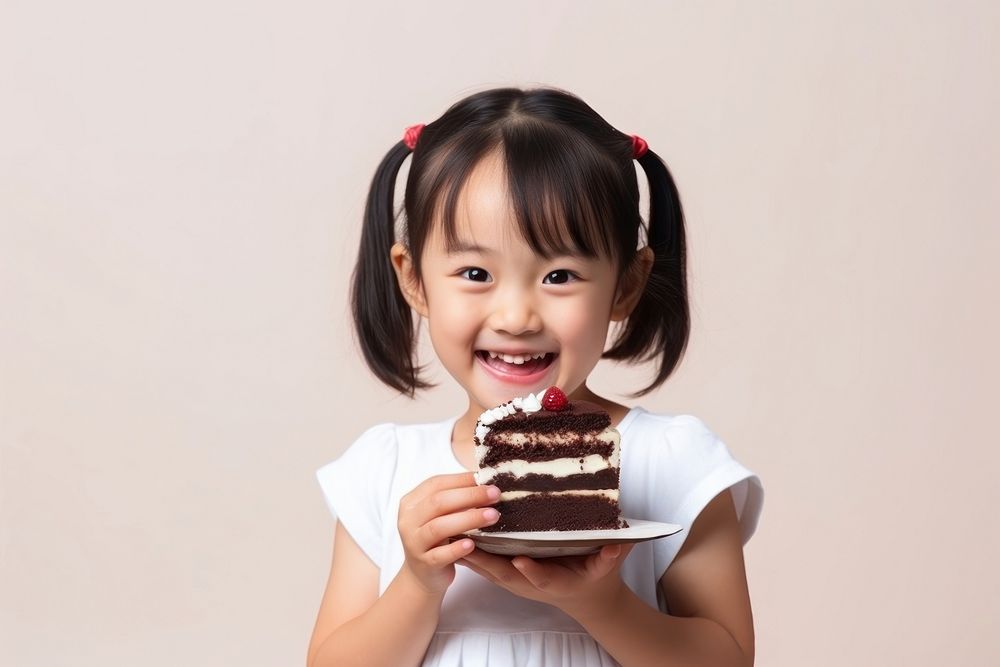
[2,1,998,665]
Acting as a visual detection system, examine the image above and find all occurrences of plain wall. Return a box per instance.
[2,1,998,665]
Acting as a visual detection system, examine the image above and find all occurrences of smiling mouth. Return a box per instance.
[475,350,558,376]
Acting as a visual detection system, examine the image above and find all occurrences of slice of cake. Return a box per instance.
[473,386,628,533]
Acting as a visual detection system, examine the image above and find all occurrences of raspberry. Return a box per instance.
[541,386,568,411]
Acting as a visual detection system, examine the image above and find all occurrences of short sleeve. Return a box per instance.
[315,423,398,567]
[625,414,764,579]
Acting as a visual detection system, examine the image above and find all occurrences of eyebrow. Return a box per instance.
[447,240,496,255]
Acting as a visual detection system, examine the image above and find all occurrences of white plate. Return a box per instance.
[451,518,683,558]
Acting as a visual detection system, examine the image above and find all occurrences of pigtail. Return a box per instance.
[349,140,434,397]
[604,148,690,398]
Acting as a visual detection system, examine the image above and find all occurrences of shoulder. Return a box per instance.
[627,407,715,433]
[317,416,455,480]
[313,423,404,568]
[624,409,729,459]
[329,422,399,463]
[316,422,400,487]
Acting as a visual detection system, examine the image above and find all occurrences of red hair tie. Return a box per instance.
[403,123,425,150]
[631,134,648,159]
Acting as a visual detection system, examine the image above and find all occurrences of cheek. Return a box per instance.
[550,300,611,350]
[425,291,481,349]
[426,316,469,373]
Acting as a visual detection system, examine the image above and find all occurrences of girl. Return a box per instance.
[308,86,764,667]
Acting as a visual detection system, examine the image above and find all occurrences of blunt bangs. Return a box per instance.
[407,120,637,276]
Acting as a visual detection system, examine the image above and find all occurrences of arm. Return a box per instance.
[306,521,444,667]
[567,488,755,667]
[308,472,501,667]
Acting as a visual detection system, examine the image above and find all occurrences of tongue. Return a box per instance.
[483,353,549,376]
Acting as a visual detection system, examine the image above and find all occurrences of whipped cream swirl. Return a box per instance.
[474,390,548,443]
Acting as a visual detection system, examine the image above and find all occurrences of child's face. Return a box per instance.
[393,150,645,415]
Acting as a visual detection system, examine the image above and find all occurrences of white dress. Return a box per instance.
[316,406,764,666]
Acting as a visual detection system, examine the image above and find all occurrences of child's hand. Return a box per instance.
[458,543,635,616]
[397,472,501,596]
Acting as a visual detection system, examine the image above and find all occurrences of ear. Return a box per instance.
[390,242,429,318]
[611,246,654,322]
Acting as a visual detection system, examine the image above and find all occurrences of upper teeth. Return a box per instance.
[487,351,549,365]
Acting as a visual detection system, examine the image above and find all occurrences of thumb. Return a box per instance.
[584,544,622,578]
[589,543,633,578]
[603,544,622,558]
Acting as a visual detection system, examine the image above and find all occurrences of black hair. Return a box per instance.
[350,86,689,399]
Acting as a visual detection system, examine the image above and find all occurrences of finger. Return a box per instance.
[423,536,477,567]
[546,545,622,579]
[585,543,634,579]
[458,558,501,585]
[414,507,501,551]
[456,558,524,593]
[511,556,564,591]
[410,484,501,526]
[462,547,514,569]
[403,472,478,507]
[602,544,622,561]
[611,542,635,562]
[582,546,619,579]
[537,545,622,577]
[463,549,527,587]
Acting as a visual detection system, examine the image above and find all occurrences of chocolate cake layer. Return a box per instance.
[480,438,615,467]
[473,391,628,533]
[479,493,629,532]
[481,401,610,437]
[490,468,620,492]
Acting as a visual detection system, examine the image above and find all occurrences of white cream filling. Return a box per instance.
[498,489,619,502]
[476,453,617,484]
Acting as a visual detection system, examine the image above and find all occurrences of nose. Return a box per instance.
[487,288,543,336]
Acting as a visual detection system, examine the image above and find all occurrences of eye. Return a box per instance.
[543,269,578,285]
[459,267,492,282]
